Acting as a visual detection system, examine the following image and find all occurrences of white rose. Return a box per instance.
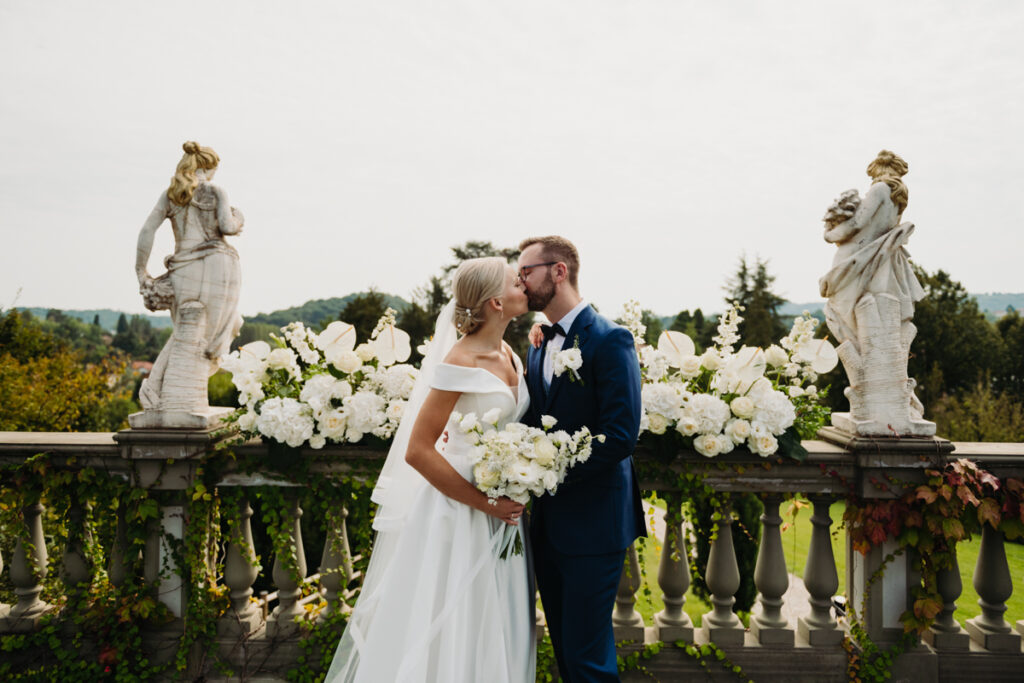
[675,415,699,437]
[473,463,500,489]
[318,409,348,440]
[693,433,722,457]
[753,433,778,457]
[309,434,326,449]
[532,436,558,467]
[267,348,298,375]
[562,348,583,371]
[355,343,376,362]
[701,349,723,370]
[648,412,669,435]
[730,396,756,419]
[764,344,789,368]
[482,408,502,425]
[725,418,751,443]
[678,355,702,379]
[541,415,558,429]
[328,348,362,374]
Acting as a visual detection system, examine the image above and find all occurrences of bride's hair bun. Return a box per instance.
[451,257,508,335]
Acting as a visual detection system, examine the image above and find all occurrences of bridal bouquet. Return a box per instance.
[221,308,418,449]
[452,411,604,557]
[628,300,837,460]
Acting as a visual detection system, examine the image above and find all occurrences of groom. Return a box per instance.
[518,236,646,682]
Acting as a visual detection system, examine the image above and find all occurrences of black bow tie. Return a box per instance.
[541,323,566,341]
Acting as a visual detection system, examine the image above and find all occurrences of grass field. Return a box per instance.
[630,497,1024,629]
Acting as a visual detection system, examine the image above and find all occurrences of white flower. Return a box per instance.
[300,374,351,417]
[267,348,300,379]
[317,408,348,440]
[459,413,480,432]
[642,383,686,422]
[309,434,326,449]
[355,343,376,362]
[688,394,731,435]
[805,385,818,397]
[553,347,583,380]
[386,399,405,423]
[694,433,725,457]
[342,391,386,438]
[730,396,756,419]
[327,348,362,374]
[784,362,800,378]
[725,418,751,443]
[474,462,501,488]
[678,355,702,379]
[255,397,315,448]
[372,364,419,400]
[764,344,789,368]
[647,412,669,435]
[752,390,797,434]
[237,409,257,431]
[751,432,779,457]
[788,385,804,398]
[656,330,696,367]
[532,436,558,466]
[701,348,723,371]
[541,415,557,429]
[482,408,502,425]
[316,321,357,353]
[675,415,699,437]
[371,325,412,366]
[640,346,670,381]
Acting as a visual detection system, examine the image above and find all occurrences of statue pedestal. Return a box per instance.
[128,406,233,430]
[831,412,936,438]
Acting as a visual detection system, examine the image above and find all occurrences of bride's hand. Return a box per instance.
[485,497,526,525]
[529,323,544,349]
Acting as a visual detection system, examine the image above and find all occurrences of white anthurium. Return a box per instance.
[240,340,271,361]
[317,321,358,354]
[371,325,412,366]
[656,330,696,368]
[796,338,839,373]
[725,346,766,394]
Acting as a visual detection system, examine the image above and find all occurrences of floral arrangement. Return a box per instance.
[628,300,837,460]
[453,410,604,556]
[221,308,417,449]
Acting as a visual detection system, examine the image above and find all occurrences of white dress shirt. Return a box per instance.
[543,299,588,388]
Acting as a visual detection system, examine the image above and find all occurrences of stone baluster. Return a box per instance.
[612,542,645,640]
[60,494,93,601]
[700,501,745,646]
[3,502,50,630]
[220,495,262,636]
[319,506,354,621]
[923,545,969,650]
[965,525,1020,651]
[0,545,8,620]
[268,497,308,638]
[653,493,693,643]
[108,501,130,589]
[797,495,842,646]
[751,494,793,647]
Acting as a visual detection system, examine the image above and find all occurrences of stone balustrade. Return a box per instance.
[2,429,1024,681]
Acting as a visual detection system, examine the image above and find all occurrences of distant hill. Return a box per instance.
[972,293,1024,314]
[17,308,172,331]
[245,293,411,328]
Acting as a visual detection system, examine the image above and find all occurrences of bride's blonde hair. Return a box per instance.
[452,257,508,335]
[167,141,220,206]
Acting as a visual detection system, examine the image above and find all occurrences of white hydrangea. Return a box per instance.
[370,364,419,400]
[687,393,731,435]
[300,374,352,417]
[642,383,687,422]
[255,398,315,448]
[342,391,386,440]
[752,390,796,433]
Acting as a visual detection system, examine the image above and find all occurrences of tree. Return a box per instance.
[724,256,787,348]
[338,290,392,344]
[909,267,1003,408]
[994,310,1024,403]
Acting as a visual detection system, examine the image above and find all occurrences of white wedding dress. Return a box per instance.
[325,359,535,683]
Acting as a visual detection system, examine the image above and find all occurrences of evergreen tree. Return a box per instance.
[338,290,392,344]
[724,256,787,348]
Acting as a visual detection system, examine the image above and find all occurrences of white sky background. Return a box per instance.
[1,0,1022,319]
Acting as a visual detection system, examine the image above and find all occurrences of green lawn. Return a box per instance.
[631,498,1024,629]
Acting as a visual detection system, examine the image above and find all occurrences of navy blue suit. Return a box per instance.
[525,304,646,682]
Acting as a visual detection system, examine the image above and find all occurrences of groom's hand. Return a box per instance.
[529,323,544,348]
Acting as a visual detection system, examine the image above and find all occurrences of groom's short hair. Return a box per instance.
[518,236,580,289]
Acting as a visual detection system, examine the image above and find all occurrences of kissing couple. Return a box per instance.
[325,235,647,683]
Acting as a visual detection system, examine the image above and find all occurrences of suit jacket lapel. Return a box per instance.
[544,305,595,413]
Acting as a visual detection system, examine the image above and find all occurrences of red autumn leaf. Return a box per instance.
[913,597,942,620]
[956,485,980,507]
[978,469,1001,491]
[916,486,938,504]
[869,524,889,545]
[904,510,924,528]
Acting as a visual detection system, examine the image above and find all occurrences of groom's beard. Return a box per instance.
[526,275,556,312]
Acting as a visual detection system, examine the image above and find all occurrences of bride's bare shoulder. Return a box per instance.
[442,340,477,368]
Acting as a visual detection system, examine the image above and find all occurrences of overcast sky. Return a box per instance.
[2,1,1022,321]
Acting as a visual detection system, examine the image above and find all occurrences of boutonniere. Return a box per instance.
[553,336,584,384]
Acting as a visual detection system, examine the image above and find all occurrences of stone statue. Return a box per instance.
[819,150,935,437]
[129,141,244,429]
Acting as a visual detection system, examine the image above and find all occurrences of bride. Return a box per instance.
[325,257,536,682]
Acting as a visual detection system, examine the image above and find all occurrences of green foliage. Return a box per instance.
[994,310,1024,403]
[724,256,787,348]
[232,321,281,350]
[111,313,171,361]
[0,309,133,432]
[246,294,411,328]
[208,369,240,408]
[337,290,394,347]
[910,266,1003,407]
[929,380,1024,442]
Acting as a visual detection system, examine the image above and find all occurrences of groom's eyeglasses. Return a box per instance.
[517,261,558,283]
